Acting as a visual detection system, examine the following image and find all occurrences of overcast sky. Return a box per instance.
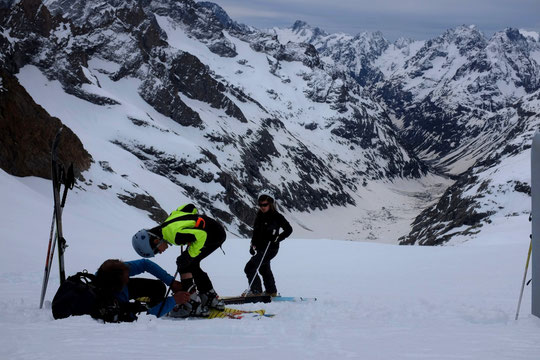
[206,0,540,41]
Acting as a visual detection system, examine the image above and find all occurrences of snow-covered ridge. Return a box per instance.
[279,21,540,170]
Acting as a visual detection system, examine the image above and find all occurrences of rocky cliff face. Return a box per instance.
[0,70,91,179]
[0,0,91,180]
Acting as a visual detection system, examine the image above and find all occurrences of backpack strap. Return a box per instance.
[150,214,206,237]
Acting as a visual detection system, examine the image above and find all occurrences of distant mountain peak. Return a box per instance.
[291,19,328,38]
[438,24,485,43]
[394,37,416,48]
[292,20,308,30]
[197,1,235,29]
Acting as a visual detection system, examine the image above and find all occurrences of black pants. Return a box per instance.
[244,246,279,294]
[177,225,226,293]
[127,278,166,307]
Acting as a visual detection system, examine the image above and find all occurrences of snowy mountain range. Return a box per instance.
[1,0,539,244]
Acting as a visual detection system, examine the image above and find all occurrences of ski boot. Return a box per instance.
[168,293,209,318]
[241,289,262,297]
[263,291,279,298]
[200,289,225,310]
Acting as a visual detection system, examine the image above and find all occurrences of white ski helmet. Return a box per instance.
[258,189,274,202]
[132,229,155,258]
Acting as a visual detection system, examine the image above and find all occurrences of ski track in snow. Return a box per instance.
[1,170,540,359]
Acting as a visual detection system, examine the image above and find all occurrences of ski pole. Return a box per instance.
[39,208,58,309]
[245,241,272,295]
[157,270,178,318]
[515,237,533,320]
[157,245,185,317]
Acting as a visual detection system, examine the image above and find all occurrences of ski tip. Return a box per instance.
[271,296,318,302]
[52,127,64,151]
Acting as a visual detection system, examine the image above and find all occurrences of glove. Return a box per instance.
[170,280,183,292]
[249,245,256,255]
[173,291,191,305]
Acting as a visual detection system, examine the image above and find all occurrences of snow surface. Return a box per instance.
[1,169,539,359]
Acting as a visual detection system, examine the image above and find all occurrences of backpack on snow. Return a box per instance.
[51,271,142,323]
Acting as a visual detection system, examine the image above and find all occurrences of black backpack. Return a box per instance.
[51,271,143,323]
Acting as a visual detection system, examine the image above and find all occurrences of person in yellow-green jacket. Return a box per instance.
[131,204,226,317]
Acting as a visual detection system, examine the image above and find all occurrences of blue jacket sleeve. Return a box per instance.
[125,259,174,285]
[147,296,176,317]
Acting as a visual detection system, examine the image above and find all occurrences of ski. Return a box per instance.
[51,128,67,284]
[40,129,65,308]
[207,307,273,319]
[271,296,317,302]
[49,128,74,284]
[39,159,74,308]
[164,307,274,320]
[221,295,317,304]
[221,295,272,305]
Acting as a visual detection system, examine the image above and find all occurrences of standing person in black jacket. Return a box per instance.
[244,191,292,297]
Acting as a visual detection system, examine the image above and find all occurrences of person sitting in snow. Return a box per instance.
[243,190,292,297]
[95,258,191,318]
[131,204,226,317]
